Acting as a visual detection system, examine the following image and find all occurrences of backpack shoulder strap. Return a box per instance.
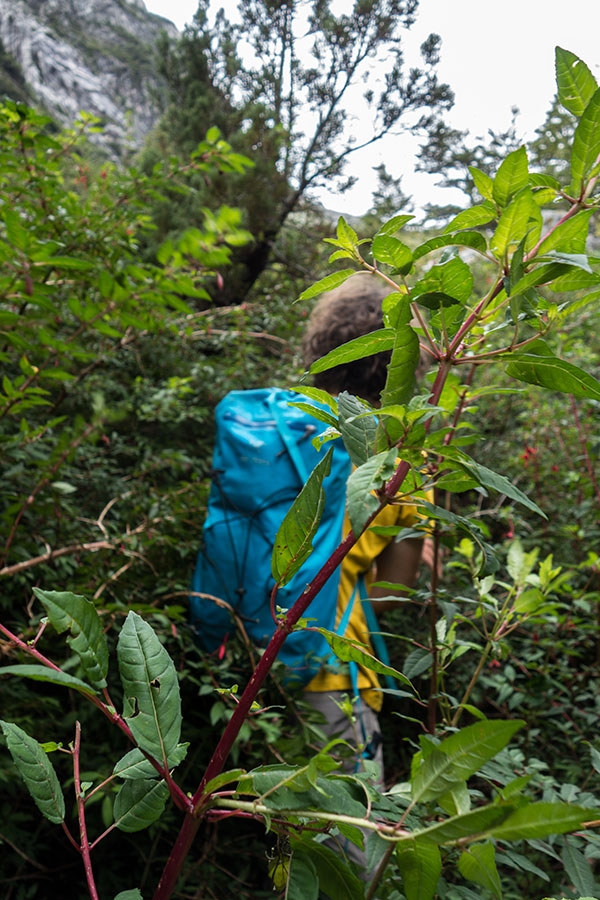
[266,390,313,484]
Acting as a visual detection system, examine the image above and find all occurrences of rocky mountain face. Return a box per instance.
[0,0,178,154]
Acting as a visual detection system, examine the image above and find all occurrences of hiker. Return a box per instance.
[300,272,428,782]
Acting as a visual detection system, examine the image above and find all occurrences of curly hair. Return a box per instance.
[302,273,393,405]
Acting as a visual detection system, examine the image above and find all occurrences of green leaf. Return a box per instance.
[346,449,397,535]
[309,328,394,375]
[490,189,542,259]
[114,891,144,900]
[272,449,332,586]
[117,612,182,764]
[469,169,494,202]
[411,720,524,804]
[458,841,502,900]
[488,802,595,841]
[297,269,356,302]
[381,293,420,408]
[561,839,600,897]
[441,450,546,518]
[492,147,530,208]
[33,588,109,690]
[0,721,65,824]
[569,87,600,197]
[292,839,364,900]
[414,231,488,259]
[113,779,170,833]
[556,47,598,116]
[505,352,600,401]
[536,209,594,255]
[316,629,413,687]
[337,392,378,467]
[410,805,513,844]
[371,234,413,272]
[113,743,189,780]
[412,256,473,307]
[376,214,415,235]
[396,838,441,900]
[0,665,97,696]
[443,202,496,232]
[287,851,318,900]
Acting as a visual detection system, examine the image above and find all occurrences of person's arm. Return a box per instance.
[369,537,423,612]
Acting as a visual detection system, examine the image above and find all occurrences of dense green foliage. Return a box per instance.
[0,34,600,900]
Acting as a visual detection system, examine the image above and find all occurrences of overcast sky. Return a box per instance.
[144,0,600,215]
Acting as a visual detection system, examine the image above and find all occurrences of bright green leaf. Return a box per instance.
[556,47,598,116]
[316,629,413,687]
[297,269,356,302]
[569,87,600,197]
[492,147,530,208]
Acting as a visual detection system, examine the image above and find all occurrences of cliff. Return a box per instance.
[0,0,178,154]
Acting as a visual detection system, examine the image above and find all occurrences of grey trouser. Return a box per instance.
[302,690,384,879]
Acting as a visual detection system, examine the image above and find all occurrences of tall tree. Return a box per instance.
[144,0,453,304]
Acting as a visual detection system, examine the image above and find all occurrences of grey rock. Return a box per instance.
[0,0,178,154]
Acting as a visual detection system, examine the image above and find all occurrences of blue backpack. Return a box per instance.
[189,388,352,684]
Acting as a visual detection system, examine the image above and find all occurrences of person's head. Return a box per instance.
[302,273,392,405]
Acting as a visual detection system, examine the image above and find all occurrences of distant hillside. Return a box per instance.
[0,0,177,154]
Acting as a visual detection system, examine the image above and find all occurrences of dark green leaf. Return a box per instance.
[411,720,524,804]
[0,665,97,696]
[33,588,109,690]
[411,805,513,845]
[113,743,189,780]
[113,779,170,833]
[294,839,364,900]
[443,450,547,518]
[488,802,595,841]
[506,353,600,401]
[286,851,318,900]
[561,839,600,897]
[118,612,182,764]
[396,838,441,900]
[0,721,65,824]
[458,841,502,900]
[272,449,332,586]
[337,392,378,467]
[346,449,397,535]
[114,891,144,900]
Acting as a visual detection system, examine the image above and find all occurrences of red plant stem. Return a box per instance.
[73,721,100,900]
[0,621,191,812]
[153,353,456,900]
